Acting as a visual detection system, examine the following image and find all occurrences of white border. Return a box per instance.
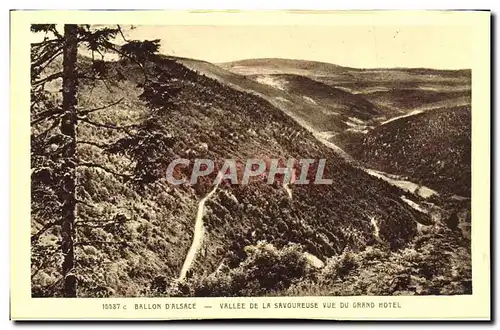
[3,1,497,329]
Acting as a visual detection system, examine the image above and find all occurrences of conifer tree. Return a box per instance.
[31,24,175,297]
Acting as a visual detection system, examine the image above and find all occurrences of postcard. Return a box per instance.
[10,9,490,320]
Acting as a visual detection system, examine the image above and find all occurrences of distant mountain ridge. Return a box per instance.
[219,57,471,75]
[219,58,348,76]
[32,52,471,298]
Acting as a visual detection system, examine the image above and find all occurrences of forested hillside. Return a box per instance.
[31,39,471,297]
[347,106,471,197]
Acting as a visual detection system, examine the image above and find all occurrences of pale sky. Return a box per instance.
[30,24,471,69]
[124,25,471,69]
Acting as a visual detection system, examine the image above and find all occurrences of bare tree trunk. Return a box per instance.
[60,24,78,297]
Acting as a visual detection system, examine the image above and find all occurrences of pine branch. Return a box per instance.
[75,241,129,247]
[95,48,106,61]
[75,198,96,208]
[35,276,65,297]
[36,50,64,76]
[76,218,121,223]
[31,38,61,47]
[78,97,124,116]
[32,118,60,140]
[77,162,132,179]
[79,117,139,131]
[77,140,108,149]
[31,249,61,278]
[116,25,131,42]
[31,220,61,243]
[49,25,63,39]
[32,71,64,87]
[76,222,114,229]
[75,217,125,228]
[101,77,117,94]
[31,108,62,125]
[31,43,64,68]
[102,42,149,83]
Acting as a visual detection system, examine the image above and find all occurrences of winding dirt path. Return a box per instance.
[178,182,220,281]
[364,168,438,199]
[283,182,293,199]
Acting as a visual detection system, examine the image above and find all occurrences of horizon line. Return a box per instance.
[163,53,471,71]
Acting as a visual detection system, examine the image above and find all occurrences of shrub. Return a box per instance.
[189,242,309,296]
[321,250,360,283]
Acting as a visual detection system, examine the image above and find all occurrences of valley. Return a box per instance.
[31,52,472,298]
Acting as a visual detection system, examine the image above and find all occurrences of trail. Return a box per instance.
[364,169,438,199]
[310,132,439,200]
[313,132,355,163]
[381,109,424,125]
[380,98,470,125]
[303,252,325,268]
[369,216,385,245]
[271,93,443,222]
[285,105,439,200]
[401,195,429,214]
[302,121,444,237]
[178,180,221,281]
[370,216,380,240]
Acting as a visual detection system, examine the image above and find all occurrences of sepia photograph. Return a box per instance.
[10,9,490,320]
[29,22,474,298]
